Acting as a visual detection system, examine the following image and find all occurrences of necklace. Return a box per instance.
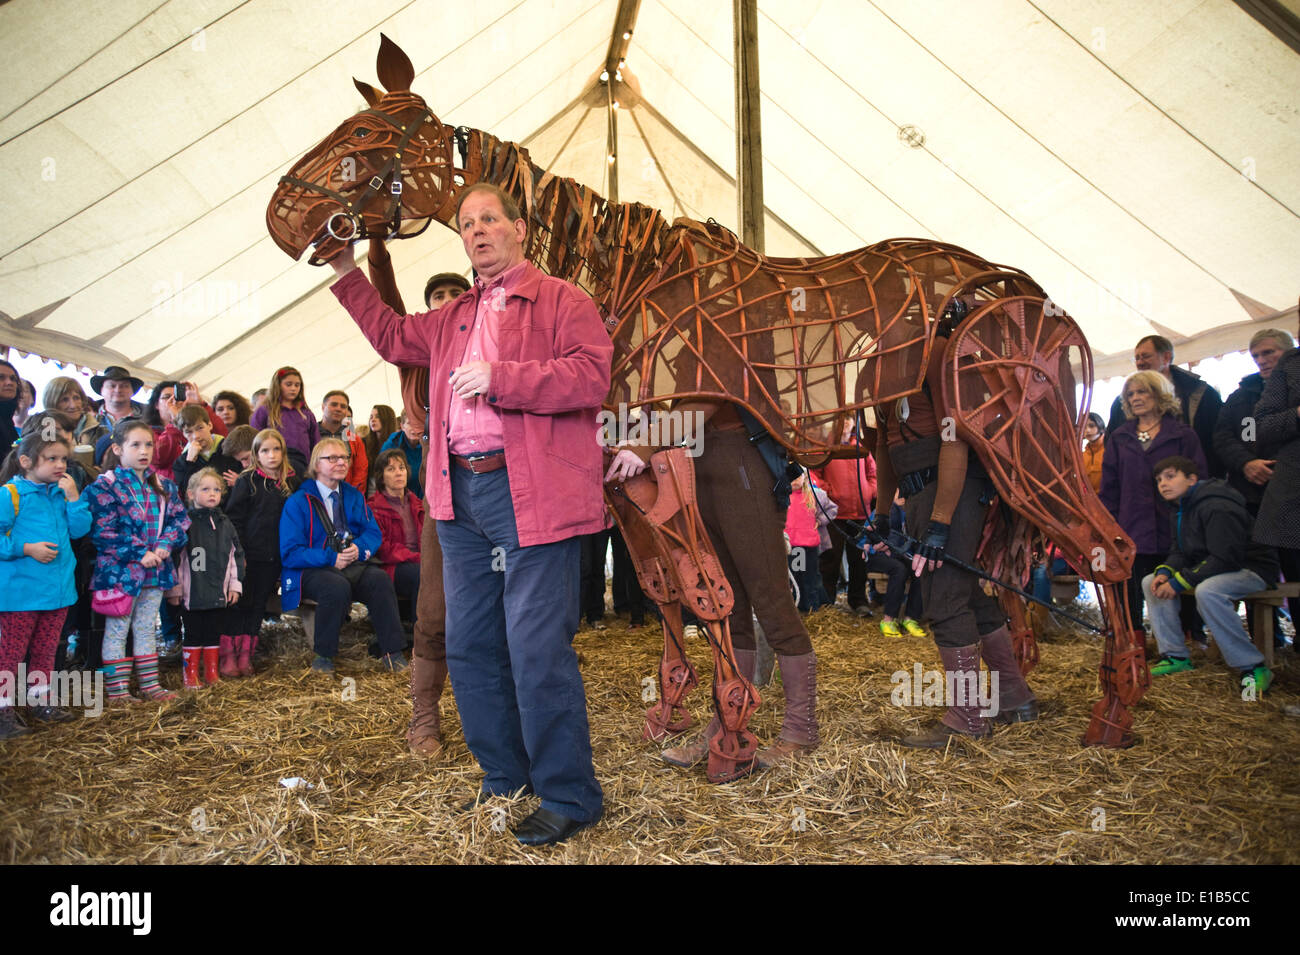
[1136,421,1160,445]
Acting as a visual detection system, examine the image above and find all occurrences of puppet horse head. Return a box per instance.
[266,35,460,264]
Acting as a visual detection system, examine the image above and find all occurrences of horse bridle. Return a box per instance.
[279,104,433,264]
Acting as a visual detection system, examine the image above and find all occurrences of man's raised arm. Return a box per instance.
[329,249,437,367]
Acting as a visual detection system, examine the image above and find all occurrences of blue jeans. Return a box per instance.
[1030,557,1073,604]
[437,466,603,823]
[1142,570,1267,671]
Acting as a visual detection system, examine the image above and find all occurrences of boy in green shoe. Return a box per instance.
[1141,456,1278,693]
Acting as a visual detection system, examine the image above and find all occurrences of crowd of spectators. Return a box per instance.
[1097,330,1299,697]
[2,316,1296,736]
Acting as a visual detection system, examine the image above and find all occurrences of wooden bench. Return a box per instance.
[1050,575,1082,604]
[1244,583,1300,667]
[265,593,317,642]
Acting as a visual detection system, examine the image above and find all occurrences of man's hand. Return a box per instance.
[450,361,491,399]
[57,473,79,501]
[911,520,949,577]
[1244,458,1276,485]
[226,590,240,605]
[23,541,58,563]
[863,513,891,556]
[330,250,360,280]
[604,448,648,484]
[1152,576,1176,600]
[334,543,360,570]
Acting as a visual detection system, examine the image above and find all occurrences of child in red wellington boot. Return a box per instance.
[166,469,245,688]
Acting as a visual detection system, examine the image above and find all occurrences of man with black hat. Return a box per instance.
[90,366,147,429]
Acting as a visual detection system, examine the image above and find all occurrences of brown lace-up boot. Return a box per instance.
[979,625,1039,724]
[756,651,819,768]
[407,656,447,757]
[900,644,992,748]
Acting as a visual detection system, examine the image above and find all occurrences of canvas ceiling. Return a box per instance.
[1,0,1297,406]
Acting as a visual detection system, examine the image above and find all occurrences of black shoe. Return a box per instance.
[512,807,600,847]
[993,699,1040,725]
[27,706,75,724]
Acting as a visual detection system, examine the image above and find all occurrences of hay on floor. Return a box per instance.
[1,600,1297,864]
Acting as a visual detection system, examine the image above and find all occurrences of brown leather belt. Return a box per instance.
[451,451,506,474]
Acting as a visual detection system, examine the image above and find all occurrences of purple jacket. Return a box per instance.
[331,263,612,547]
[250,403,319,463]
[1099,413,1206,555]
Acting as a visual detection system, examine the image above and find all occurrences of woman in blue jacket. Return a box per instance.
[0,432,93,735]
[280,438,408,672]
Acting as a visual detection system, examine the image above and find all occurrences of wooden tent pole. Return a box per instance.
[733,0,764,252]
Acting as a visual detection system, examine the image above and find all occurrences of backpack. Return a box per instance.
[2,482,17,535]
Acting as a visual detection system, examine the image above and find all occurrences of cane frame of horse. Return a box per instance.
[266,36,1146,760]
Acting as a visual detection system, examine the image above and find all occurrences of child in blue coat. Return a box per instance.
[0,431,93,737]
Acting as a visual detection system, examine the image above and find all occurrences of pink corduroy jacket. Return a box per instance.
[331,263,613,547]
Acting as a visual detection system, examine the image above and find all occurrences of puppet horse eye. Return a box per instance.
[354,127,372,137]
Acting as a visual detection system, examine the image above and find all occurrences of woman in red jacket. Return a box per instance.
[813,419,877,614]
[367,449,424,627]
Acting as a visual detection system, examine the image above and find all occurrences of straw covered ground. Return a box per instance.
[2,601,1298,865]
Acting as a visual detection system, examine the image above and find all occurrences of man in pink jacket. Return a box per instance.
[327,183,610,846]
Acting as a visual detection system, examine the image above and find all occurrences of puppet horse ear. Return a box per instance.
[354,78,382,107]
[376,33,415,92]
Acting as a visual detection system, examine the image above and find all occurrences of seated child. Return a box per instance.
[1142,455,1279,695]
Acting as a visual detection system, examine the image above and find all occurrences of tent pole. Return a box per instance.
[603,0,642,206]
[733,0,764,252]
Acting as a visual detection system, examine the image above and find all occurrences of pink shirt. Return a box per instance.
[331,262,613,548]
[447,263,524,455]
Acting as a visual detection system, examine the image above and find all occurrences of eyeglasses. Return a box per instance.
[318,454,351,463]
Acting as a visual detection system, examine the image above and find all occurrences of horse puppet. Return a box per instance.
[266,36,1147,775]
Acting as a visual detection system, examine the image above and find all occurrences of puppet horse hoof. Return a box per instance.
[1082,696,1137,748]
[643,704,695,742]
[705,730,760,784]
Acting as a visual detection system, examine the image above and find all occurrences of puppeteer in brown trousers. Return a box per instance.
[873,335,1038,748]
[367,240,466,757]
[646,405,819,769]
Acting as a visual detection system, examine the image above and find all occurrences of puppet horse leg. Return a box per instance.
[605,482,699,742]
[701,619,762,784]
[644,601,699,741]
[1083,583,1147,747]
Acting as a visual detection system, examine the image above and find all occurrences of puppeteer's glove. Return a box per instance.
[917,520,950,563]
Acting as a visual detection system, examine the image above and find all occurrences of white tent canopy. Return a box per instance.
[2,0,1297,406]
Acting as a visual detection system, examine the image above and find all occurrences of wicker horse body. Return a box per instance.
[267,37,1147,754]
